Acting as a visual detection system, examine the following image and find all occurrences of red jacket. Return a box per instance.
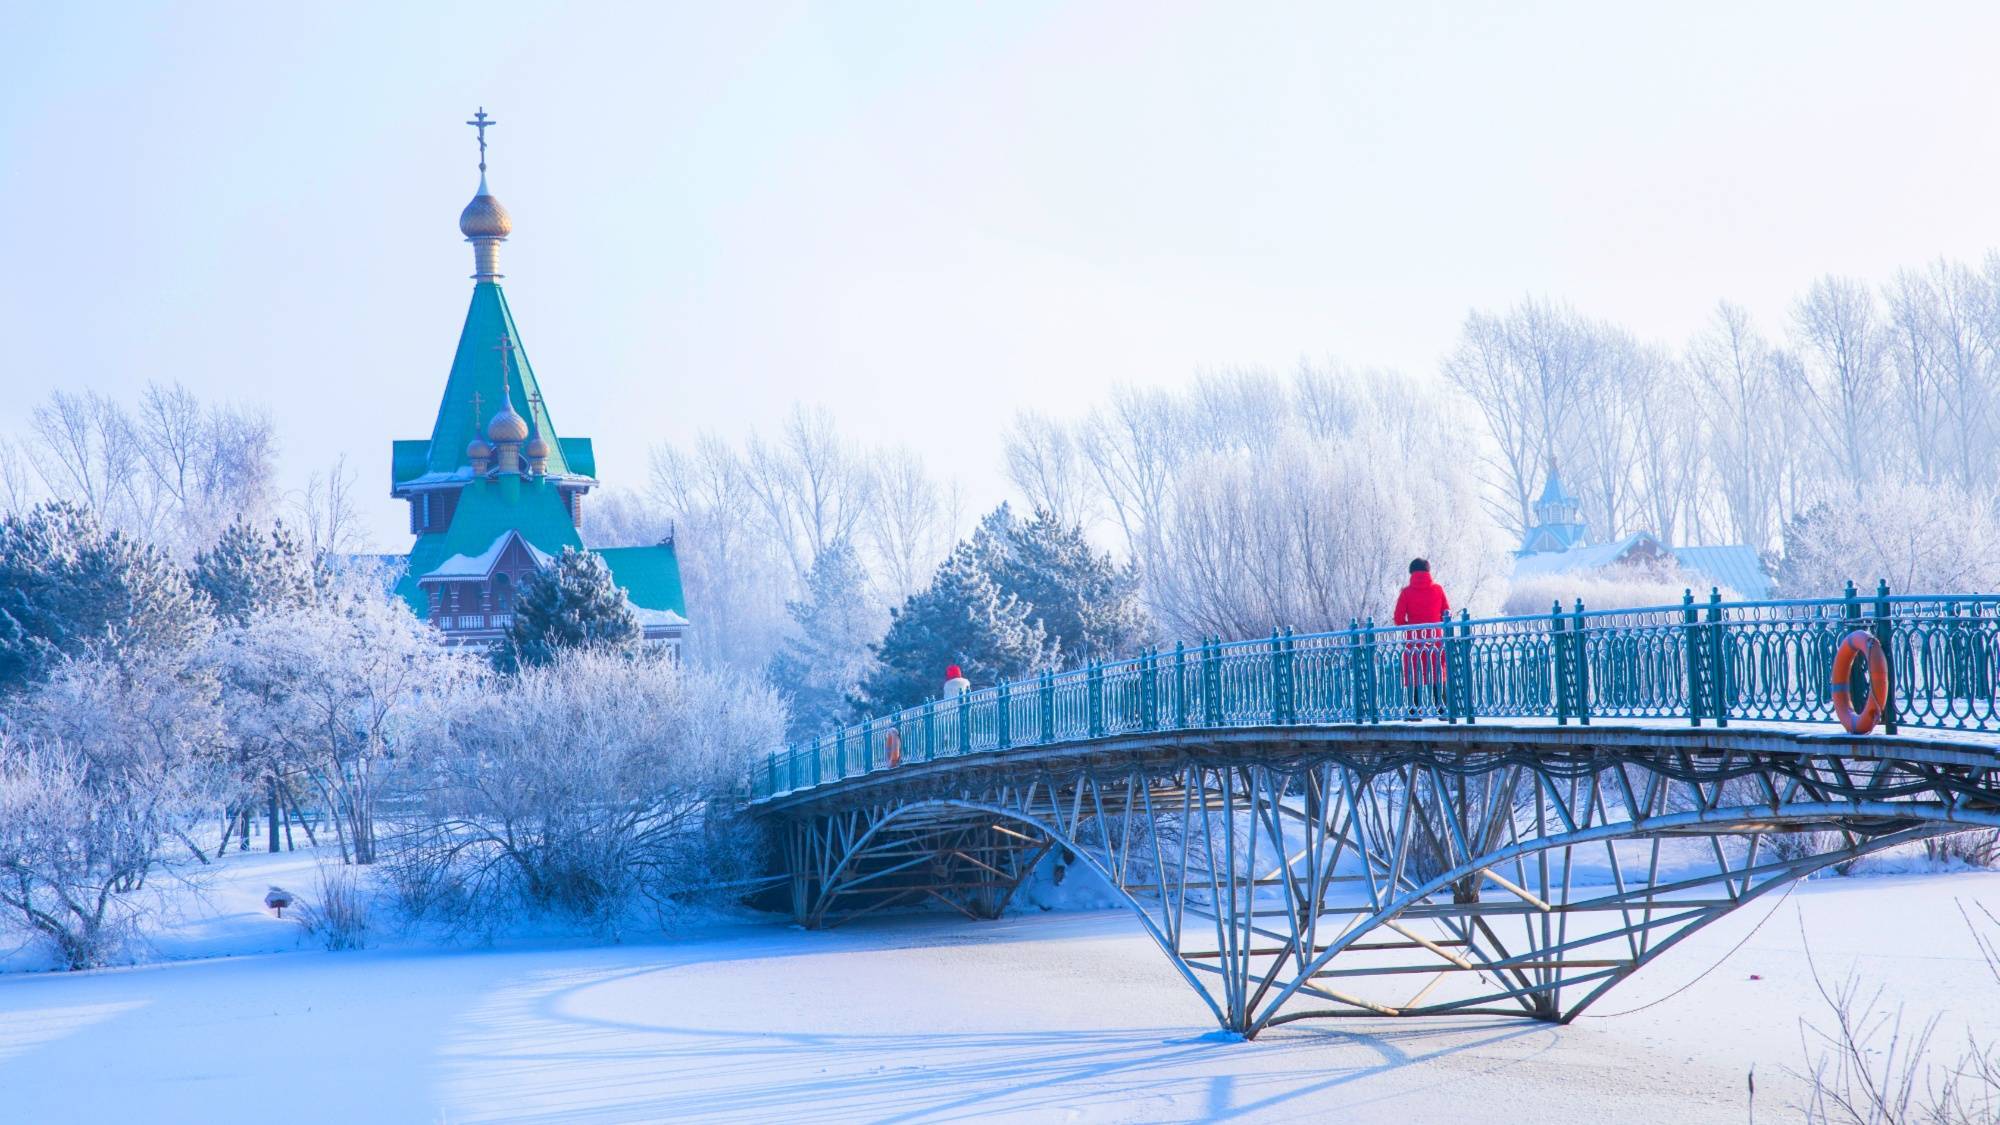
[1395,572,1450,687]
[1394,572,1449,627]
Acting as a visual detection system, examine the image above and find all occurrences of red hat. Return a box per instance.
[945,664,963,680]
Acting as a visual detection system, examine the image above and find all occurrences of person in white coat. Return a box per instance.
[943,664,971,697]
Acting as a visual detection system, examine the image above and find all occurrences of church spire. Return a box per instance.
[458,107,512,282]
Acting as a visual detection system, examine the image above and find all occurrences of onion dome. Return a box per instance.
[466,436,493,461]
[486,402,530,443]
[523,434,551,460]
[459,177,513,240]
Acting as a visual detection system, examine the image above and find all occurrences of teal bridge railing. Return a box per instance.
[753,583,2000,801]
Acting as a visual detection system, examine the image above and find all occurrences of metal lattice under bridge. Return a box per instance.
[751,586,2000,1036]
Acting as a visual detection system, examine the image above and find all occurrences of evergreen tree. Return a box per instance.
[191,520,316,626]
[858,538,1049,713]
[0,501,205,691]
[768,542,882,740]
[980,505,1149,667]
[496,548,642,674]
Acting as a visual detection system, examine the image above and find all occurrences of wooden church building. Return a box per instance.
[388,112,687,648]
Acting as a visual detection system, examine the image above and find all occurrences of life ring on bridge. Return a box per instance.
[1830,630,1889,735]
[884,729,902,768]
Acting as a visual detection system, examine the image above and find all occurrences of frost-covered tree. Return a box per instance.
[496,548,642,675]
[1777,480,2000,597]
[0,647,224,968]
[859,538,1050,713]
[190,519,316,627]
[0,501,206,692]
[20,383,274,553]
[1789,276,1888,492]
[1148,369,1507,635]
[977,505,1148,666]
[1687,302,1795,551]
[408,651,782,922]
[767,542,881,740]
[214,567,471,864]
[643,439,793,674]
[1441,300,1603,536]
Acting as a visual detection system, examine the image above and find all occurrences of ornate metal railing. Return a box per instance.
[752,583,2000,801]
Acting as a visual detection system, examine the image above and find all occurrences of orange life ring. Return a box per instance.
[1830,630,1889,735]
[884,729,902,768]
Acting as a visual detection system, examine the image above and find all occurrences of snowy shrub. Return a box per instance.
[0,650,225,969]
[1922,830,2000,869]
[1779,478,2000,598]
[1502,567,1738,617]
[399,651,781,927]
[1799,903,2000,1123]
[1756,830,1858,876]
[0,743,149,969]
[296,864,371,951]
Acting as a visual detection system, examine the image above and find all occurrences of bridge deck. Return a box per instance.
[754,716,2000,812]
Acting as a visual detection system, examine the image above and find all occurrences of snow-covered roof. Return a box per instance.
[1511,532,1660,579]
[417,530,552,583]
[1510,535,1772,599]
[1674,545,1772,599]
[629,602,690,629]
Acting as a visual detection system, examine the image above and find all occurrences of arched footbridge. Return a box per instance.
[750,587,2000,1037]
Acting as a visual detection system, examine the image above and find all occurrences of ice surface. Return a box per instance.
[0,848,1995,1123]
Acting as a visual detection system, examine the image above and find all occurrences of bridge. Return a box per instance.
[749,585,2000,1037]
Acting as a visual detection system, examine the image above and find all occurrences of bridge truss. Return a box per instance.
[774,726,2000,1037]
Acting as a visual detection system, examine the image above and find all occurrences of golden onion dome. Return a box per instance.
[486,404,530,443]
[466,436,493,460]
[523,434,551,459]
[459,177,513,240]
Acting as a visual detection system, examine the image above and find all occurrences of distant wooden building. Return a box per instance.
[387,113,687,648]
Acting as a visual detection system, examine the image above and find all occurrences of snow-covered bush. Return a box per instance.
[0,649,225,968]
[1502,566,1736,617]
[1799,903,2000,1122]
[398,651,781,927]
[1779,478,2000,597]
[296,864,371,951]
[0,742,151,968]
[1923,830,2000,869]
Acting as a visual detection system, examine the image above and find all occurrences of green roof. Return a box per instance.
[411,282,578,481]
[598,544,687,616]
[391,440,429,486]
[559,436,596,480]
[394,474,583,611]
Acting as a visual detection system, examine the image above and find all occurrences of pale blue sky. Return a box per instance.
[4,2,1998,547]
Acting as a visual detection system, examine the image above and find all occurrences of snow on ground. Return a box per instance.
[0,849,1997,1123]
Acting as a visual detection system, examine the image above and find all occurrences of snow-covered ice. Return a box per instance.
[0,849,1995,1123]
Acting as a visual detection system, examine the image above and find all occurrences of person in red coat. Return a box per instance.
[1393,558,1450,715]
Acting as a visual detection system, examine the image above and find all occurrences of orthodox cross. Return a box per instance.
[466,107,496,174]
[470,390,484,422]
[493,333,515,379]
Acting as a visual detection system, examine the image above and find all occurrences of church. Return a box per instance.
[388,111,688,648]
[1511,462,1771,599]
